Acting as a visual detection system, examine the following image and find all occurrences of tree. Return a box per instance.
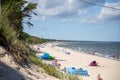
[0,0,37,65]
[1,0,37,39]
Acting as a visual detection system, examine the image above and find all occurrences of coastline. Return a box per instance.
[55,41,120,61]
[35,42,120,80]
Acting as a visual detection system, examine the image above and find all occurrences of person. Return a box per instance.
[51,60,56,68]
[79,68,83,71]
[56,63,61,69]
[98,74,103,80]
[54,58,57,66]
[89,60,98,66]
[37,47,40,51]
[112,54,115,58]
[51,58,60,69]
[62,67,66,73]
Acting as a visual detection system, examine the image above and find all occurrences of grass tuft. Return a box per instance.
[29,53,80,80]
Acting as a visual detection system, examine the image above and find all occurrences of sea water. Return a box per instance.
[56,41,120,60]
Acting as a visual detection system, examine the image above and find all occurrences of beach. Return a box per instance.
[35,43,120,80]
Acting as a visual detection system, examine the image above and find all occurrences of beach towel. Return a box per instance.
[75,69,89,76]
[66,67,89,76]
[66,67,76,74]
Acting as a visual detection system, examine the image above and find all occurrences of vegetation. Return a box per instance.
[1,0,37,65]
[30,53,80,80]
[19,32,52,44]
[29,54,60,77]
[0,0,79,80]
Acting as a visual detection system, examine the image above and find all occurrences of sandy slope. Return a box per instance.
[0,46,59,80]
[36,43,120,80]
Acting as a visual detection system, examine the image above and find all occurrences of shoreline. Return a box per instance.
[52,41,120,61]
[33,42,120,62]
[34,43,120,80]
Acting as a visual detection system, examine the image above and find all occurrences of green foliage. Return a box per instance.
[1,0,38,65]
[1,0,37,38]
[29,53,80,80]
[23,2,37,16]
[29,53,61,78]
[29,53,43,66]
[0,26,17,43]
[19,32,50,44]
[22,2,37,27]
[1,0,80,80]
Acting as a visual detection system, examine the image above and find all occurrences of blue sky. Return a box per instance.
[24,0,120,42]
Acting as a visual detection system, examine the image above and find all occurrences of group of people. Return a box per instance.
[51,58,103,80]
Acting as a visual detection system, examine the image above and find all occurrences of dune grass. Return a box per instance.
[29,53,61,78]
[29,53,80,80]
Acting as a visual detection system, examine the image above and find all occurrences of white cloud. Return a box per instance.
[83,0,120,23]
[98,1,120,20]
[26,0,105,20]
[36,0,78,17]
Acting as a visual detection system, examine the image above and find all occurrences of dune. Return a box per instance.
[0,46,59,80]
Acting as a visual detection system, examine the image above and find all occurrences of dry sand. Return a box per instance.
[1,43,120,80]
[0,46,59,80]
[36,43,120,80]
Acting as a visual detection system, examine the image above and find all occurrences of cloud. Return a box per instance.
[81,16,98,24]
[26,0,105,20]
[83,0,120,23]
[27,0,120,24]
[98,1,120,20]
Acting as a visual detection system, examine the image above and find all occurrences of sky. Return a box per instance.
[24,0,120,42]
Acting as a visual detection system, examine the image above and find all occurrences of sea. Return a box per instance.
[54,41,120,60]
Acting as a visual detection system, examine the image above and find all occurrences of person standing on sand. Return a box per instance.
[98,74,103,80]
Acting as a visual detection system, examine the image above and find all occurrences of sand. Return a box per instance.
[36,43,120,80]
[1,43,120,80]
[0,46,59,80]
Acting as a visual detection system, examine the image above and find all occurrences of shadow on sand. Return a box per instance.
[0,61,32,80]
